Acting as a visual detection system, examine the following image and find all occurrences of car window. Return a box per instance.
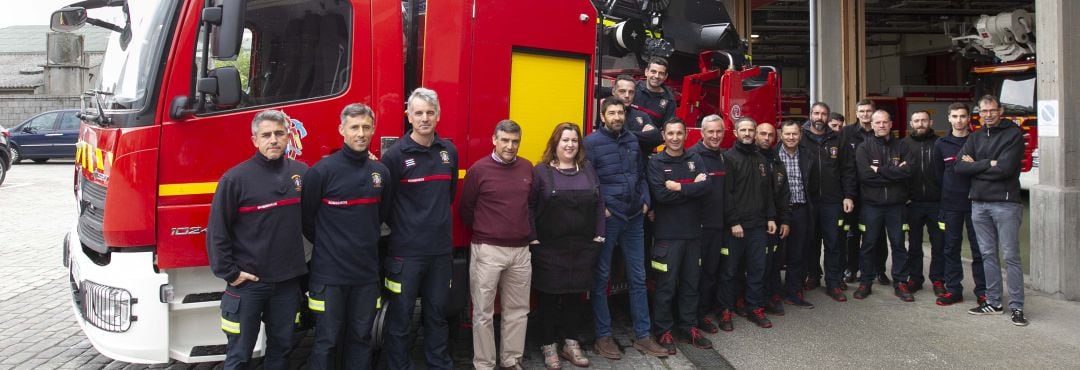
[24,112,59,133]
[58,112,81,131]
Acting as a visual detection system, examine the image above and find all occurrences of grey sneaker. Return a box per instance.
[1011,309,1029,326]
[968,302,1004,315]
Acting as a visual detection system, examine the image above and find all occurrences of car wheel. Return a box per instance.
[9,146,20,164]
[32,158,48,164]
[0,161,6,186]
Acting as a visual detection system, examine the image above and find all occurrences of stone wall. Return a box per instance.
[0,95,81,129]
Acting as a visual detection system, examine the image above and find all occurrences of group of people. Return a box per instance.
[204,56,1029,370]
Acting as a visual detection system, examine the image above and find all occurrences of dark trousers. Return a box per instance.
[651,239,701,333]
[219,278,300,370]
[697,228,726,320]
[722,226,767,310]
[941,208,987,297]
[536,292,587,345]
[907,201,945,285]
[807,203,845,289]
[845,204,887,278]
[383,254,454,370]
[859,204,907,284]
[764,233,782,300]
[307,282,380,370]
[783,204,812,297]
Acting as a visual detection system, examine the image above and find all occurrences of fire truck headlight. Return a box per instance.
[80,280,135,332]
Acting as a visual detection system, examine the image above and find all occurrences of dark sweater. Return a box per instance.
[647,150,711,239]
[723,142,776,228]
[902,132,944,202]
[460,154,535,246]
[855,135,911,206]
[953,119,1025,203]
[301,146,390,286]
[381,132,459,256]
[936,133,974,211]
[801,122,857,204]
[686,142,726,229]
[206,153,309,284]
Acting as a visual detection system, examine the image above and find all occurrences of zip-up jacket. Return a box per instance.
[800,122,857,204]
[585,126,650,220]
[381,132,459,256]
[626,106,664,153]
[723,141,776,228]
[954,119,1025,203]
[647,150,711,239]
[686,142,726,229]
[207,153,309,284]
[301,146,391,286]
[776,145,818,206]
[902,132,943,202]
[633,80,676,124]
[936,133,974,211]
[856,135,912,206]
[762,149,791,226]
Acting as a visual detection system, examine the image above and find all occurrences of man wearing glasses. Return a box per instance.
[954,95,1028,326]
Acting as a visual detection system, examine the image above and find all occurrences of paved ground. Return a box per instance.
[1,162,1078,369]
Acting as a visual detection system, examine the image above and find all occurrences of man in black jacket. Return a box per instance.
[955,95,1028,326]
[934,103,987,307]
[381,87,459,369]
[721,117,777,329]
[900,110,945,296]
[647,118,712,353]
[852,110,914,302]
[686,115,728,332]
[301,104,391,369]
[207,110,309,370]
[842,99,890,286]
[756,122,790,316]
[633,57,676,125]
[800,102,857,302]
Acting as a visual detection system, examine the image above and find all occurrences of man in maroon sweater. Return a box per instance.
[459,120,535,370]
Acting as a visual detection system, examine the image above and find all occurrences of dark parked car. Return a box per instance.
[8,109,81,164]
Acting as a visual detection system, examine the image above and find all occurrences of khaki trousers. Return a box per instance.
[470,242,532,369]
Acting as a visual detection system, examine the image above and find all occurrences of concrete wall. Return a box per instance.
[0,95,81,129]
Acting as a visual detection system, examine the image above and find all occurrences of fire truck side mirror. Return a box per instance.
[205,0,247,60]
[50,7,88,32]
[197,67,242,108]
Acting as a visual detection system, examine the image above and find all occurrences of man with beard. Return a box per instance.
[721,117,777,329]
[633,58,677,125]
[613,75,664,161]
[828,112,845,133]
[900,111,945,297]
[842,99,889,286]
[934,103,987,307]
[955,95,1028,326]
[585,97,668,359]
[800,102,857,302]
[853,110,913,302]
[686,115,729,332]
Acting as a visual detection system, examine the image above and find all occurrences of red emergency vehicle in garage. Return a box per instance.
[58,0,778,363]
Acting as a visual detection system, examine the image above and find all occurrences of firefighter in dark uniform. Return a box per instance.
[853,110,914,302]
[647,118,713,353]
[207,110,309,370]
[686,115,727,332]
[756,122,791,316]
[380,87,458,369]
[633,57,677,127]
[301,104,391,369]
[721,117,778,329]
[613,74,663,155]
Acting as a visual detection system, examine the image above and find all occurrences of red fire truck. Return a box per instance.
[57,0,777,363]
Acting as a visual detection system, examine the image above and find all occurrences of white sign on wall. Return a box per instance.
[1038,100,1059,137]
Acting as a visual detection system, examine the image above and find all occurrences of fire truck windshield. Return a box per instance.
[973,73,1036,116]
[95,0,177,113]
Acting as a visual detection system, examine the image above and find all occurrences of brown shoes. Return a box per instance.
[593,335,622,360]
[632,336,670,358]
[560,339,590,367]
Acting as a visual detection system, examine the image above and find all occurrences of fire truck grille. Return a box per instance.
[78,180,107,253]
